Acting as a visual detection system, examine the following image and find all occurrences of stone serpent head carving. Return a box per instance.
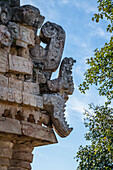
[31,21,75,137]
[0,2,12,24]
[0,1,75,139]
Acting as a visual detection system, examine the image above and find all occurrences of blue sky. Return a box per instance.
[21,0,111,169]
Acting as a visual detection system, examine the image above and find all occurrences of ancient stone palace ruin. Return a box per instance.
[0,0,75,169]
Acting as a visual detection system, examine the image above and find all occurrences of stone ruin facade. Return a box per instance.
[0,0,75,169]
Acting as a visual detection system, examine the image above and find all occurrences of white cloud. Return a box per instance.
[58,0,69,5]
[58,0,97,13]
[68,34,88,49]
[92,27,111,40]
[88,23,111,41]
[75,1,97,13]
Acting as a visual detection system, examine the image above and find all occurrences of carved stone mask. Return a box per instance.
[12,5,45,28]
[0,2,11,24]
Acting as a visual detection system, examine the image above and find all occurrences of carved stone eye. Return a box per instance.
[42,22,57,38]
[11,25,19,35]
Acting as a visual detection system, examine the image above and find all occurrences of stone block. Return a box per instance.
[40,113,50,126]
[24,82,39,95]
[9,55,33,75]
[9,77,23,91]
[0,49,8,73]
[8,168,28,170]
[0,86,23,103]
[21,121,57,143]
[8,90,15,102]
[12,152,33,162]
[0,118,21,135]
[16,40,27,48]
[0,25,11,46]
[13,144,33,153]
[36,95,43,109]
[10,160,31,169]
[20,25,35,46]
[22,92,30,106]
[29,94,36,107]
[0,158,9,166]
[0,166,7,170]
[0,87,8,101]
[22,93,37,107]
[8,22,35,47]
[14,90,22,104]
[0,74,8,88]
[22,93,43,108]
[17,47,29,58]
[0,141,13,159]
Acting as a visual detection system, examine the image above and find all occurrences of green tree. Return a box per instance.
[79,0,113,104]
[92,0,113,32]
[76,0,113,169]
[76,104,113,169]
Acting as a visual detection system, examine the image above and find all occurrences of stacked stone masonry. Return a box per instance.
[0,0,75,169]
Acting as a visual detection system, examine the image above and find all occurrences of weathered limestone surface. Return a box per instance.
[0,25,11,46]
[9,55,33,75]
[47,57,76,100]
[43,94,73,137]
[0,141,13,170]
[8,22,35,47]
[0,49,9,73]
[0,0,75,169]
[9,144,33,170]
[0,118,21,134]
[31,21,66,72]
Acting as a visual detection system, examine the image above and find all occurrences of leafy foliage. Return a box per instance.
[92,0,113,33]
[79,37,113,103]
[79,0,113,104]
[76,105,113,170]
[76,0,113,169]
